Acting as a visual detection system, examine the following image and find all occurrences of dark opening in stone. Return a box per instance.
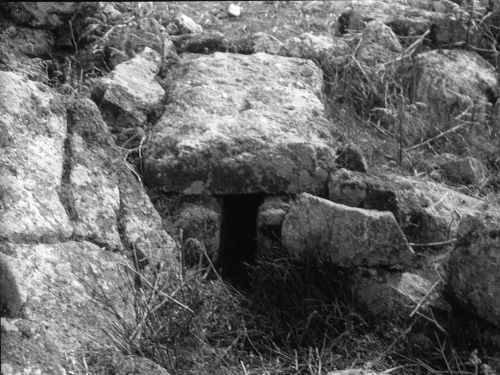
[217,194,265,287]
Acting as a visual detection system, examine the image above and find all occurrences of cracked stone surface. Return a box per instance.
[1,241,135,374]
[328,168,499,244]
[0,71,73,243]
[0,70,176,373]
[92,47,167,141]
[449,215,500,327]
[282,193,415,267]
[1,70,176,258]
[144,52,338,195]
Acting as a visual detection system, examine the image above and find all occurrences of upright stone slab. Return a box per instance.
[0,71,73,243]
[144,52,337,195]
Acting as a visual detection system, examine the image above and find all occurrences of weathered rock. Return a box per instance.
[335,144,368,173]
[228,3,242,17]
[118,162,177,267]
[0,23,52,83]
[0,253,23,317]
[171,31,227,54]
[413,50,498,127]
[174,14,203,34]
[329,169,436,243]
[251,32,283,54]
[63,99,122,250]
[335,0,484,46]
[101,2,122,20]
[92,47,165,144]
[257,196,291,256]
[448,215,500,327]
[64,98,176,259]
[231,32,284,55]
[335,0,434,36]
[6,2,98,53]
[356,20,402,65]
[144,52,337,195]
[0,71,73,243]
[282,193,414,267]
[174,202,221,265]
[1,71,176,257]
[433,0,463,14]
[0,241,136,374]
[7,2,82,29]
[174,32,284,56]
[432,154,489,185]
[281,33,350,62]
[350,269,450,319]
[1,39,176,375]
[328,169,496,244]
[0,24,54,58]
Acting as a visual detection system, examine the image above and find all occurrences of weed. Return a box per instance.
[83,245,497,375]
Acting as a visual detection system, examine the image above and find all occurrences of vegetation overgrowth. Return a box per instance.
[3,1,497,373]
[71,2,499,374]
[84,248,497,375]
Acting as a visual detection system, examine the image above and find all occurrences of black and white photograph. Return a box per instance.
[1,1,499,374]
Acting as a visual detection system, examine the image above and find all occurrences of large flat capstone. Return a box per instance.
[144,52,337,195]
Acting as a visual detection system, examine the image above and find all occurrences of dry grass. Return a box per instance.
[320,27,499,182]
[6,1,496,373]
[81,248,498,375]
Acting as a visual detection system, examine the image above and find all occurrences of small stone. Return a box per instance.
[101,3,121,19]
[436,154,488,185]
[356,20,402,65]
[281,33,350,61]
[335,144,368,173]
[173,203,221,264]
[228,3,242,17]
[0,363,13,375]
[91,47,166,142]
[351,271,450,319]
[175,14,203,34]
[0,317,19,333]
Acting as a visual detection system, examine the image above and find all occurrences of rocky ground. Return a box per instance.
[1,1,500,375]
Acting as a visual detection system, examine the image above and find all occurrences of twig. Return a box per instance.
[436,333,454,375]
[200,242,244,304]
[415,309,447,334]
[405,120,473,152]
[383,29,430,68]
[69,20,78,54]
[241,361,249,375]
[120,262,193,313]
[409,279,441,317]
[429,191,449,209]
[409,239,456,248]
[366,319,417,369]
